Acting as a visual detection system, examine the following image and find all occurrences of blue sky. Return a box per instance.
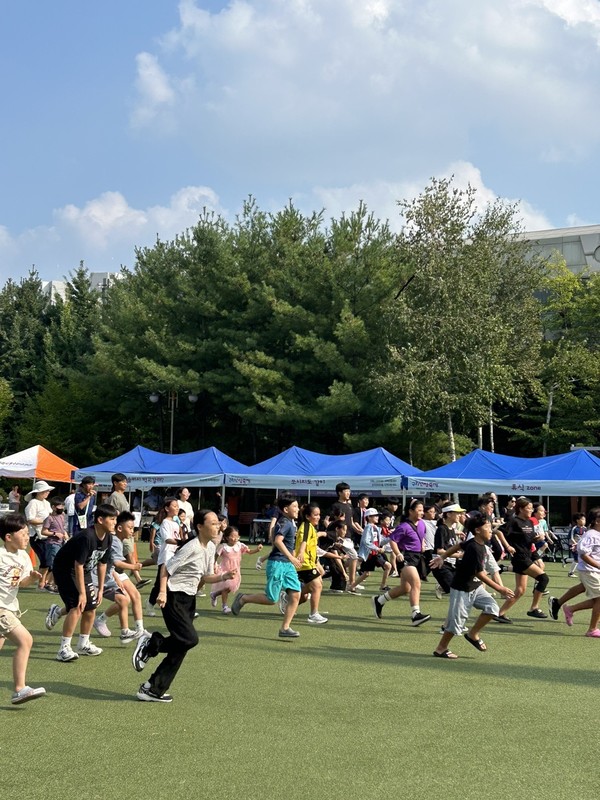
[2,0,600,283]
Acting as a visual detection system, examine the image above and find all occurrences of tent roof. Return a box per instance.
[0,445,77,482]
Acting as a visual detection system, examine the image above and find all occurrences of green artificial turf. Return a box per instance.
[2,555,597,800]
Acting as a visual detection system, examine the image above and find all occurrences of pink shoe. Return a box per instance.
[563,604,574,626]
[585,628,600,638]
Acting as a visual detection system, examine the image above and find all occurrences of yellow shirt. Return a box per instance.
[294,521,318,571]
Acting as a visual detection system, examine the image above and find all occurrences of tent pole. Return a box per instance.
[220,485,225,515]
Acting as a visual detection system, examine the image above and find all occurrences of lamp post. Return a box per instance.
[149,391,198,453]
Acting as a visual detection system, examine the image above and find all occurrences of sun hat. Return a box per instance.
[442,503,466,513]
[364,507,380,518]
[25,480,55,501]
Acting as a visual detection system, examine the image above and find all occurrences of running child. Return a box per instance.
[354,508,392,592]
[280,502,328,624]
[132,510,235,703]
[231,495,303,638]
[210,526,262,613]
[432,512,514,659]
[0,513,46,704]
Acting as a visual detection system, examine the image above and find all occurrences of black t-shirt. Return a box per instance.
[501,515,535,558]
[434,523,458,552]
[330,501,354,530]
[451,538,487,592]
[53,526,112,576]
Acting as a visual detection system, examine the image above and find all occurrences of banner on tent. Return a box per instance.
[225,474,403,491]
[71,471,224,490]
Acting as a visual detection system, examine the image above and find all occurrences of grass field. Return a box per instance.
[2,553,597,800]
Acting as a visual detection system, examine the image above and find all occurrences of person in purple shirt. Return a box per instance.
[372,498,431,626]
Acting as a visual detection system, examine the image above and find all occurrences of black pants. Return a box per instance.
[431,563,455,594]
[146,590,199,696]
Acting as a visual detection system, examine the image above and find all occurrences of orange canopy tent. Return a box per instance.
[0,445,77,483]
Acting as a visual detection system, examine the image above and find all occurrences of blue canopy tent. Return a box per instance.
[73,445,249,489]
[225,446,421,492]
[405,448,600,496]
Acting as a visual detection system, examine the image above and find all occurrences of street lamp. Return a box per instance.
[149,390,198,454]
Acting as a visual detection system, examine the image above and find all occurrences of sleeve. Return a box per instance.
[25,501,37,522]
[240,543,250,554]
[166,540,193,575]
[100,536,113,563]
[42,515,51,531]
[578,534,597,558]
[73,534,91,565]
[19,552,32,581]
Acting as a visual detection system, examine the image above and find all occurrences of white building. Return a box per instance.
[519,224,600,273]
[42,270,122,302]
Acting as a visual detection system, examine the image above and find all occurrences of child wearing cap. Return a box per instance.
[432,512,514,659]
[354,509,392,592]
[432,504,466,598]
[0,513,47,703]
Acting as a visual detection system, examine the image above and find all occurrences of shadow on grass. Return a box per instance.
[38,681,132,701]
[305,643,600,687]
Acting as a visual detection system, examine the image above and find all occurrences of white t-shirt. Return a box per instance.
[64,493,76,516]
[157,519,184,566]
[0,548,32,613]
[166,538,215,595]
[25,498,52,538]
[177,500,194,528]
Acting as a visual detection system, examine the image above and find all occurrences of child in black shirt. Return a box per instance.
[432,513,514,659]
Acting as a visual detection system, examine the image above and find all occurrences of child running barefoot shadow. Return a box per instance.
[210,527,262,613]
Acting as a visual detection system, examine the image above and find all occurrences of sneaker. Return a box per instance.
[196,591,206,598]
[56,645,79,662]
[563,604,574,627]
[119,629,137,645]
[145,601,157,618]
[255,558,263,571]
[44,584,59,593]
[231,593,245,616]
[136,683,173,703]
[330,589,344,594]
[548,596,560,621]
[131,628,150,640]
[354,584,365,591]
[136,579,151,589]
[222,605,232,614]
[494,614,513,624]
[11,686,46,705]
[132,633,152,671]
[379,585,391,593]
[585,628,600,638]
[93,615,112,638]
[45,603,62,630]
[372,596,384,619]
[435,585,444,600]
[77,642,103,656]
[390,571,399,578]
[307,612,328,624]
[278,589,289,615]
[278,627,300,638]
[411,612,431,627]
[210,592,218,608]
[346,586,359,594]
[526,608,547,619]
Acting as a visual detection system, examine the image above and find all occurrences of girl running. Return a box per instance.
[210,526,262,613]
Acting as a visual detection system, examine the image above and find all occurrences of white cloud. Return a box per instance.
[131,52,176,128]
[129,0,600,181]
[0,187,226,283]
[311,161,552,233]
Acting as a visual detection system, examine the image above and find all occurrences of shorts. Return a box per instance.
[360,554,388,573]
[54,569,100,612]
[122,537,135,557]
[101,580,127,602]
[579,570,600,599]
[445,585,499,636]
[0,608,22,638]
[297,568,320,585]
[30,537,49,569]
[265,560,302,602]
[341,539,359,561]
[511,555,535,575]
[399,551,423,570]
[45,542,62,570]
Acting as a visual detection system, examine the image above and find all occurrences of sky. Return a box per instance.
[2,0,600,284]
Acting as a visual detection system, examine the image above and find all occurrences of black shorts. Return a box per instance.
[511,555,535,575]
[297,568,320,585]
[360,554,388,573]
[400,551,423,570]
[54,569,99,612]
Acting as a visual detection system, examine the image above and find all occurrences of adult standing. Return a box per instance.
[177,488,194,530]
[64,488,76,535]
[8,485,21,512]
[107,473,129,514]
[73,477,96,535]
[24,480,54,589]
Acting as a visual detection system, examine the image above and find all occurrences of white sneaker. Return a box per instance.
[255,558,263,571]
[354,584,365,591]
[45,603,62,630]
[131,628,150,640]
[56,645,79,662]
[11,686,46,704]
[278,589,289,615]
[307,612,328,624]
[77,642,103,656]
[93,615,112,637]
[145,601,157,617]
[119,629,137,645]
[210,592,218,608]
[435,585,444,600]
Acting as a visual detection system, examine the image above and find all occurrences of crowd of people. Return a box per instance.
[0,476,597,705]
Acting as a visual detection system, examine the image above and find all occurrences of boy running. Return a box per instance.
[0,513,46,704]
